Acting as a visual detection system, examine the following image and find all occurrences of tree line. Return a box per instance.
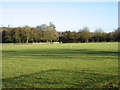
[0,22,119,43]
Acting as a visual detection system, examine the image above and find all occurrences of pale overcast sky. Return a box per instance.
[0,1,118,32]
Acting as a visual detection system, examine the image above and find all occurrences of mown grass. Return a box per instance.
[2,42,119,88]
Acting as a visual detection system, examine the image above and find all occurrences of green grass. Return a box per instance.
[2,42,119,88]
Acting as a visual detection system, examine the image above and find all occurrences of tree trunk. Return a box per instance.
[26,37,29,43]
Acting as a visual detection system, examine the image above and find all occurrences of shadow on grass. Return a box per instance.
[3,49,119,60]
[65,49,119,55]
[2,69,119,88]
[2,51,16,53]
[3,49,119,55]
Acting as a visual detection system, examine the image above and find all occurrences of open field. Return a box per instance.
[2,42,119,88]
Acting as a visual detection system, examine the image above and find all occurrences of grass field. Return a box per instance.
[2,42,119,88]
